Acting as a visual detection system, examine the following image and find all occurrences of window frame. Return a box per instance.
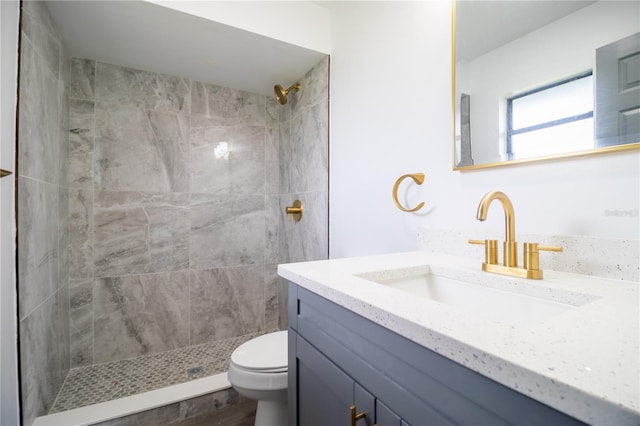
[506,70,594,160]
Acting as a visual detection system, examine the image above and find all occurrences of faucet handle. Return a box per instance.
[538,245,563,253]
[468,239,499,264]
[523,242,563,273]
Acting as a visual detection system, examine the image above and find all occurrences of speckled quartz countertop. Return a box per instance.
[277,252,640,426]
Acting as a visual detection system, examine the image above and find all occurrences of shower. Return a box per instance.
[274,83,301,105]
[16,1,329,424]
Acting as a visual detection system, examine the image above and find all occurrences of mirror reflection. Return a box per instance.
[453,1,640,169]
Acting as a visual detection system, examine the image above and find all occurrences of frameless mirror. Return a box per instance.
[453,1,640,170]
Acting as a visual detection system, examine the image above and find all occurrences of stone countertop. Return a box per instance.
[278,252,640,426]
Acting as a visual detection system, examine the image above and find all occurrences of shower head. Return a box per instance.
[274,83,300,105]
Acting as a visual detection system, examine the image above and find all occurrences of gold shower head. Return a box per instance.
[274,83,300,105]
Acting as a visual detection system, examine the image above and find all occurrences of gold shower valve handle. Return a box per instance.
[392,173,426,212]
[285,200,303,222]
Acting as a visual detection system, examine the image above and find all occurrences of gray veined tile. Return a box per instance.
[191,81,266,126]
[70,278,93,309]
[189,194,265,270]
[69,188,94,279]
[190,265,265,344]
[22,0,61,46]
[147,111,190,192]
[288,100,329,194]
[279,191,328,264]
[95,62,191,113]
[190,118,265,196]
[264,264,281,332]
[18,177,59,320]
[94,191,189,277]
[265,126,279,163]
[93,271,190,363]
[70,58,96,100]
[265,162,279,196]
[68,99,95,188]
[18,37,60,184]
[19,286,70,425]
[58,187,70,291]
[264,196,279,264]
[59,42,70,93]
[277,277,289,330]
[290,56,329,117]
[94,107,189,193]
[265,128,280,196]
[21,9,60,79]
[70,279,93,368]
[277,122,292,194]
[266,95,289,126]
[57,66,70,187]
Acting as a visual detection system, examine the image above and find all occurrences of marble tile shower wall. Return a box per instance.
[276,57,330,329]
[17,2,70,425]
[67,57,329,367]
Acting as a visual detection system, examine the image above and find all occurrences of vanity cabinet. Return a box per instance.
[293,327,404,426]
[288,283,586,426]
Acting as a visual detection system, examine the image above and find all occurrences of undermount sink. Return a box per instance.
[356,266,595,325]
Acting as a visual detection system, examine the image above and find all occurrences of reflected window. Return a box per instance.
[507,72,593,160]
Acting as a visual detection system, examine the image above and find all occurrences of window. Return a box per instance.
[506,72,593,160]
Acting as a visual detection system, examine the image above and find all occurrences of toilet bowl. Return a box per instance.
[228,331,288,426]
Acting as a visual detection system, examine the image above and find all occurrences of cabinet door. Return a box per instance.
[355,383,375,426]
[296,334,354,426]
[376,399,402,426]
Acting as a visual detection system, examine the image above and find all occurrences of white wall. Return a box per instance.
[148,0,331,54]
[329,1,639,259]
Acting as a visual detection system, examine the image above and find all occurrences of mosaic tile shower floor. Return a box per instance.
[50,332,264,413]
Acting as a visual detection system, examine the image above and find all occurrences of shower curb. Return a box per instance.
[33,373,231,426]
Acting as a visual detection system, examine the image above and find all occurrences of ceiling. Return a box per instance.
[456,1,596,62]
[46,1,328,96]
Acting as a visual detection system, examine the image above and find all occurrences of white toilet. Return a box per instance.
[228,331,288,426]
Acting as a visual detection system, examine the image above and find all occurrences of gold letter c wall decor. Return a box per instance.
[392,173,425,212]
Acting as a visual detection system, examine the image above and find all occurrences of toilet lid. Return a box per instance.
[231,331,288,372]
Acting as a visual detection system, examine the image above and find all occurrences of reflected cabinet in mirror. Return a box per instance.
[453,1,640,170]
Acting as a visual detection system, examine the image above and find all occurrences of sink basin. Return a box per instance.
[357,267,590,325]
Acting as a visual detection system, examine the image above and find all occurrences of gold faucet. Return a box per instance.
[476,191,517,267]
[469,191,562,279]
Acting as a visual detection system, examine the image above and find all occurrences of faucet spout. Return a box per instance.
[476,191,517,267]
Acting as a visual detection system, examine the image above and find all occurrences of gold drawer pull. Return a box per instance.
[349,405,366,426]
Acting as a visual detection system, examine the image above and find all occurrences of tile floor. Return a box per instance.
[50,332,264,413]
